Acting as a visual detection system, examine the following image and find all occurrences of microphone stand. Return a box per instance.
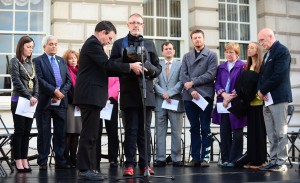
[116,37,175,182]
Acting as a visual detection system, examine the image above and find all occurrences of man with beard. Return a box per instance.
[180,29,217,167]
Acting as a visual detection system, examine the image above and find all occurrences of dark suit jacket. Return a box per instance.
[34,53,72,109]
[110,36,162,109]
[258,41,293,104]
[73,35,131,108]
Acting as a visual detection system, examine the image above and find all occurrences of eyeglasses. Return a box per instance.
[128,22,143,26]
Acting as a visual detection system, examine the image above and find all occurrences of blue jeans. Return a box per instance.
[184,100,213,161]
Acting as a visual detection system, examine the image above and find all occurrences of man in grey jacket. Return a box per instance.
[154,42,184,167]
[180,29,217,167]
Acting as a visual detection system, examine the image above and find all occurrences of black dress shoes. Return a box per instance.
[153,160,166,167]
[16,167,27,173]
[78,170,105,181]
[173,161,184,167]
[39,164,48,170]
[55,164,71,169]
[24,167,32,172]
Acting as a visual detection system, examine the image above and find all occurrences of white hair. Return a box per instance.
[42,35,57,47]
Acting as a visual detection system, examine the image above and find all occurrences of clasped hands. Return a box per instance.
[162,92,171,103]
[52,89,64,103]
[257,90,268,101]
[221,92,236,108]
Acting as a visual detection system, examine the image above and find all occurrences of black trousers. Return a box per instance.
[11,102,33,160]
[36,106,67,166]
[220,114,243,163]
[123,106,152,168]
[96,98,119,164]
[77,104,101,171]
[246,105,267,165]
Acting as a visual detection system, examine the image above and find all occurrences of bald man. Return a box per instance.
[257,28,292,172]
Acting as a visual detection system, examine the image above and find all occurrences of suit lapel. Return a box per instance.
[167,61,178,81]
[56,56,64,82]
[160,60,168,82]
[42,53,55,78]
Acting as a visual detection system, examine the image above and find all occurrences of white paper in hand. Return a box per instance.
[74,106,81,116]
[264,92,274,107]
[192,96,208,111]
[100,103,113,120]
[51,99,61,106]
[15,97,37,118]
[161,99,179,111]
[216,102,231,113]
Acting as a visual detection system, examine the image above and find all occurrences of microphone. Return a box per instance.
[137,35,143,42]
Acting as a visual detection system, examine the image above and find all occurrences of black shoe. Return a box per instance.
[153,160,166,167]
[15,167,27,173]
[55,164,70,169]
[24,167,32,172]
[185,160,201,167]
[173,161,183,167]
[110,162,119,167]
[39,164,47,170]
[78,170,104,181]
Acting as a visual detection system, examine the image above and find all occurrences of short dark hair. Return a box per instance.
[190,29,205,39]
[161,41,175,51]
[16,35,34,63]
[95,21,117,34]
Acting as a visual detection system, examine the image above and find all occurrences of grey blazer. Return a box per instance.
[154,59,184,112]
[180,46,218,101]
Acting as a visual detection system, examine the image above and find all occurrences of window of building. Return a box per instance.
[143,0,188,58]
[219,0,257,62]
[0,0,50,75]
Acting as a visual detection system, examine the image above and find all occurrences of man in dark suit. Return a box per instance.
[110,13,162,176]
[73,21,142,181]
[34,35,72,170]
[257,28,293,172]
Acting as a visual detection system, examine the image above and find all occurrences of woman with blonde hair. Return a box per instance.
[234,42,267,169]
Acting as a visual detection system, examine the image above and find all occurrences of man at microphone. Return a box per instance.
[110,13,162,176]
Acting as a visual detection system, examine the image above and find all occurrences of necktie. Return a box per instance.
[50,56,63,88]
[166,61,170,79]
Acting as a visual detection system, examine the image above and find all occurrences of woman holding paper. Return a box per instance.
[96,77,120,170]
[9,36,38,173]
[234,42,266,169]
[62,49,82,168]
[212,42,246,167]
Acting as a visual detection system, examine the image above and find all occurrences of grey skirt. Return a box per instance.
[66,104,82,134]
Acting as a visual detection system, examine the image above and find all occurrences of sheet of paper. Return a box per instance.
[51,99,61,106]
[161,99,179,111]
[192,96,208,111]
[264,92,274,107]
[74,106,81,116]
[100,103,113,121]
[216,102,231,113]
[15,97,37,118]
